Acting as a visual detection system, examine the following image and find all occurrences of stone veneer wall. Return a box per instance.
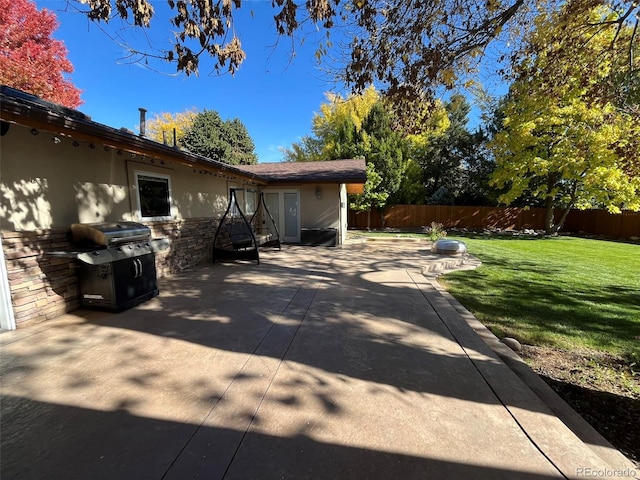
[1,217,219,328]
[1,229,80,327]
[147,218,218,277]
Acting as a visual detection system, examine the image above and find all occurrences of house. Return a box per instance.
[238,160,366,246]
[0,86,366,329]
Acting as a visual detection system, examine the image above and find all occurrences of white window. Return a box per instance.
[245,188,257,216]
[135,171,172,220]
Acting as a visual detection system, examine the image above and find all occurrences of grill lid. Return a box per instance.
[71,222,151,246]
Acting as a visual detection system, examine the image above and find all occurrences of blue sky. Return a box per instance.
[37,1,505,163]
[36,0,347,162]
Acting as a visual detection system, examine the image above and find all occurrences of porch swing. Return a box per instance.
[250,192,281,250]
[213,189,280,265]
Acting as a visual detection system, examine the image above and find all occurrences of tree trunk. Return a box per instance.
[544,196,556,235]
[555,205,573,233]
[545,199,574,235]
[544,172,565,235]
[546,178,579,234]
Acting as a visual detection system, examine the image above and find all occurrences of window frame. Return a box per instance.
[134,170,173,221]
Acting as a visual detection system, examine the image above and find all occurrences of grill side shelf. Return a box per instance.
[77,250,114,265]
[46,249,113,265]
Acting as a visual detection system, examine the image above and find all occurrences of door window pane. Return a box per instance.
[284,192,298,237]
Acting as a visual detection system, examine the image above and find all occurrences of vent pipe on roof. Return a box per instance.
[138,107,147,137]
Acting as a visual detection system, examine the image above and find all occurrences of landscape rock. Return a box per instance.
[502,337,522,352]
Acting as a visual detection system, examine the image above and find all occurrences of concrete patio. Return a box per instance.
[1,242,637,479]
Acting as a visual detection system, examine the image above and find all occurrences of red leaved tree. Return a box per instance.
[0,0,82,108]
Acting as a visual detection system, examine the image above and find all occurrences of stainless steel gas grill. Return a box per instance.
[69,222,160,312]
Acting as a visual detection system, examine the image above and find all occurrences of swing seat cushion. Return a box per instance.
[227,223,254,249]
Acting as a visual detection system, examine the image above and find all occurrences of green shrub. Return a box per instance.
[422,222,447,241]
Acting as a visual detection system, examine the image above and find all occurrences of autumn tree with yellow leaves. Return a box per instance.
[490,5,640,234]
[145,109,197,146]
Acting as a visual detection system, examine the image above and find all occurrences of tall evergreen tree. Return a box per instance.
[181,110,257,165]
[358,102,406,201]
[223,118,258,165]
[414,94,493,205]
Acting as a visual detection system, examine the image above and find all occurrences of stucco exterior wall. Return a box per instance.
[1,125,235,231]
[299,184,341,229]
[259,184,343,245]
[339,184,348,245]
[0,123,256,327]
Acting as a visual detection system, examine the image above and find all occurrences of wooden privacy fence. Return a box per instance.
[562,209,640,239]
[348,205,640,239]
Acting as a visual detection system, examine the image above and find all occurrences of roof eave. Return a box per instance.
[0,87,267,185]
[263,177,366,185]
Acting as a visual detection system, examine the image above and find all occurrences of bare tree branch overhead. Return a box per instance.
[72,0,638,103]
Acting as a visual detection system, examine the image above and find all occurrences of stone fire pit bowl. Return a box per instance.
[431,239,468,255]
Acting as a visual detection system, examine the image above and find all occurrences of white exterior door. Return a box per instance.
[265,190,300,243]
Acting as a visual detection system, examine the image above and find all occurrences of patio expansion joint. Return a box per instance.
[221,267,331,477]
[162,261,332,480]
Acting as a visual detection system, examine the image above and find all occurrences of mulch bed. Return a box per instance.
[519,345,639,468]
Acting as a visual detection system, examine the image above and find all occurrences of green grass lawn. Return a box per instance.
[439,235,640,362]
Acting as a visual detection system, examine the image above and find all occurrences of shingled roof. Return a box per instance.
[238,159,366,184]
